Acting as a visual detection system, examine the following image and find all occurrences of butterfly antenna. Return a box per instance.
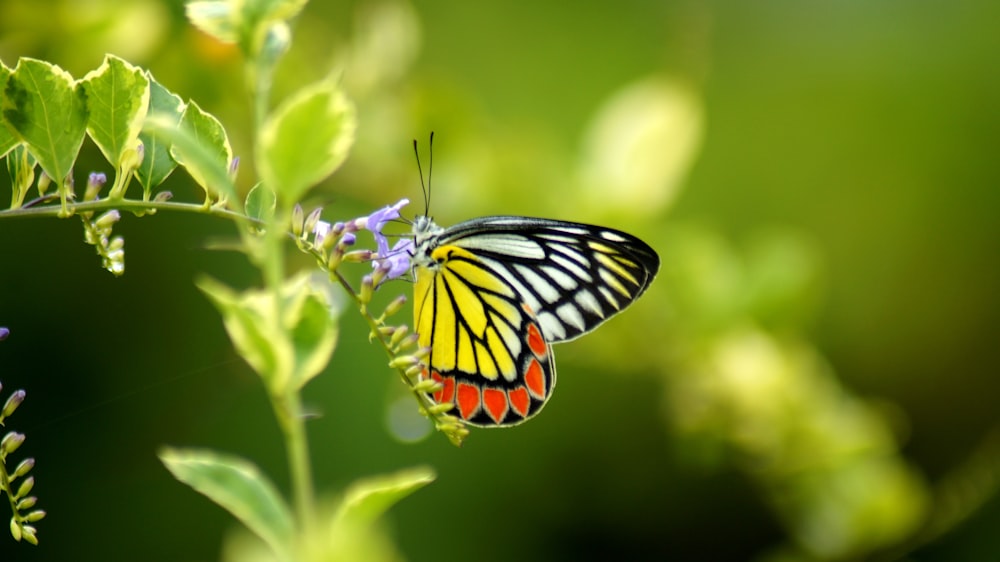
[413,138,429,216]
[427,131,435,215]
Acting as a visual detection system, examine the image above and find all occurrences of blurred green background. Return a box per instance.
[2,0,1000,560]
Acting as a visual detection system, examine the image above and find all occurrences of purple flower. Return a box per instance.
[381,238,414,280]
[359,199,412,282]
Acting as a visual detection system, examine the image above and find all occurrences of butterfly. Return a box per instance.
[410,213,660,426]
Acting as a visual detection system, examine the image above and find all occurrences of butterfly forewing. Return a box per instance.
[412,215,659,427]
[441,217,660,342]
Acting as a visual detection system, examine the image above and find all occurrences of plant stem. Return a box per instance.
[0,198,256,224]
[273,391,315,535]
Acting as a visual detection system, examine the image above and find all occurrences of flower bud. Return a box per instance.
[389,325,410,348]
[388,354,420,369]
[320,226,339,251]
[120,144,143,172]
[413,378,442,393]
[397,333,420,351]
[84,172,107,201]
[15,476,34,499]
[291,204,304,237]
[37,173,52,197]
[304,207,323,238]
[404,364,424,380]
[428,403,455,415]
[25,510,46,523]
[154,190,173,202]
[15,497,36,511]
[10,519,20,542]
[343,249,373,263]
[2,391,25,418]
[384,295,408,317]
[0,327,9,341]
[20,524,37,545]
[95,210,121,230]
[13,458,34,478]
[359,274,374,304]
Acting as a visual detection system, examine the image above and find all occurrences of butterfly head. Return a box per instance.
[411,215,446,270]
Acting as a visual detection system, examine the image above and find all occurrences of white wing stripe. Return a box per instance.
[574,289,605,317]
[515,264,561,303]
[550,253,591,282]
[542,265,578,291]
[556,303,586,332]
[538,311,566,340]
[478,256,544,314]
[458,235,546,259]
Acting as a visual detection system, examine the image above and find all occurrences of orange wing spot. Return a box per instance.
[521,303,535,314]
[524,358,547,400]
[482,388,509,424]
[439,376,456,404]
[456,382,481,421]
[508,387,530,417]
[526,322,547,358]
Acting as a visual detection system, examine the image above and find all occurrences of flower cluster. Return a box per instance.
[80,173,126,276]
[294,198,413,291]
[0,371,46,545]
[291,199,468,445]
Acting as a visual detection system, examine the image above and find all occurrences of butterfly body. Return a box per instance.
[412,215,659,426]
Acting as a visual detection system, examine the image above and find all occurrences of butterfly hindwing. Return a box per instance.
[412,215,659,427]
[414,243,556,426]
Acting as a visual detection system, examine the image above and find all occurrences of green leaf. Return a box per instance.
[159,448,293,560]
[186,1,239,44]
[198,274,338,394]
[172,101,234,202]
[1,58,88,183]
[136,75,184,193]
[197,277,294,391]
[257,80,356,205]
[79,54,150,168]
[146,101,235,203]
[334,467,436,529]
[288,282,339,391]
[244,183,275,223]
[0,62,18,159]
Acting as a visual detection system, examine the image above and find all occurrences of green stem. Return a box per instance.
[0,198,256,224]
[272,391,315,534]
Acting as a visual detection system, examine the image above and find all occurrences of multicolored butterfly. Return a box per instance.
[410,214,660,426]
